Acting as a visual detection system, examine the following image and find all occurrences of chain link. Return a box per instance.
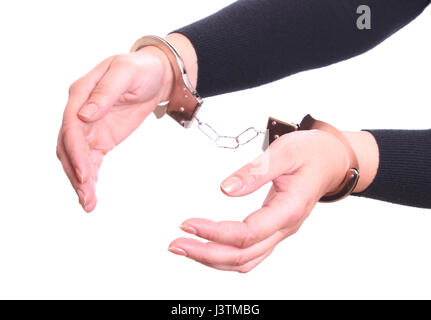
[194,116,265,149]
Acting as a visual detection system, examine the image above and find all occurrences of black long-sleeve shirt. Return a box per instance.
[172,0,431,208]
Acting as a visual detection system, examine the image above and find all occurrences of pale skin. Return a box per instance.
[57,33,379,272]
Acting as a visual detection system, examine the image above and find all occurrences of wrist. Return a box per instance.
[137,45,174,103]
[343,131,379,193]
[164,33,198,90]
[136,33,198,106]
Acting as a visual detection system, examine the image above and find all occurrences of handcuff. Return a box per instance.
[131,35,360,202]
[130,35,202,128]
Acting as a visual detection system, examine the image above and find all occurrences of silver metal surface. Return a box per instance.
[131,35,203,128]
[195,116,264,149]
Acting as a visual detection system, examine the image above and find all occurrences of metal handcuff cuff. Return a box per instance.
[131,35,360,203]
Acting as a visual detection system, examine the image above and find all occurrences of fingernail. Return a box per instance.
[180,224,197,235]
[221,176,243,194]
[77,189,87,207]
[79,103,98,118]
[168,247,187,257]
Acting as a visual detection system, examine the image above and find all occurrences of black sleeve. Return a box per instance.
[171,0,431,209]
[354,130,431,209]
[172,0,429,98]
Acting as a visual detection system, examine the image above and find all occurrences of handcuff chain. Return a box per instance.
[194,116,265,149]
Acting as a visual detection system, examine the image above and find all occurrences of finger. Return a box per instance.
[204,247,275,273]
[220,134,302,197]
[262,183,276,206]
[180,184,311,248]
[57,141,79,193]
[182,172,317,248]
[57,141,97,212]
[62,124,92,184]
[89,149,105,182]
[168,231,285,267]
[64,56,115,122]
[78,59,138,122]
[59,58,114,184]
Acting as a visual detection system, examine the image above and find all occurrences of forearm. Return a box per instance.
[343,131,379,194]
[355,129,431,209]
[335,128,431,209]
[345,127,431,209]
[165,33,198,90]
[136,34,198,103]
[171,0,430,97]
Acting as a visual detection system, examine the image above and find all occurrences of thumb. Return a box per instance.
[220,137,300,197]
[78,60,136,122]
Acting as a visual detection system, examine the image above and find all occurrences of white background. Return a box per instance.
[0,0,430,299]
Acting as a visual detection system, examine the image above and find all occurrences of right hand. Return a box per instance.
[56,46,173,212]
[169,129,378,273]
[169,130,350,272]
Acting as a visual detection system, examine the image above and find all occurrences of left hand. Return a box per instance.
[56,46,173,212]
[168,129,354,273]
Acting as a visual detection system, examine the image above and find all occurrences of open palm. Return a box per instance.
[169,131,349,272]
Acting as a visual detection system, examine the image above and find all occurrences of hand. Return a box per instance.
[168,129,378,273]
[56,46,173,212]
